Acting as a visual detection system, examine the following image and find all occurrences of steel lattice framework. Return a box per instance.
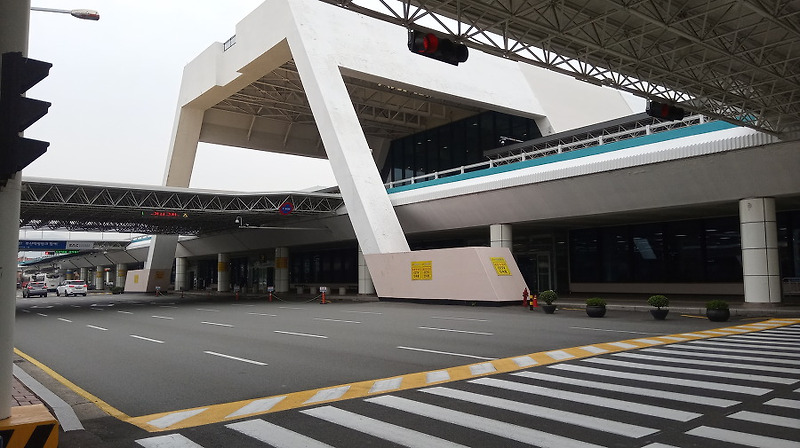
[19,179,345,235]
[319,0,800,136]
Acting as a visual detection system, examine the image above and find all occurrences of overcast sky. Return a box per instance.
[26,0,338,192]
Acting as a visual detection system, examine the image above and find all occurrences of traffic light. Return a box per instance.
[0,52,52,184]
[646,101,686,121]
[408,30,468,66]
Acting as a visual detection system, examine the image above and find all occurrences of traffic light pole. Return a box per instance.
[0,0,30,422]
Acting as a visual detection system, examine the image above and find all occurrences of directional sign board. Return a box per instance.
[19,241,94,251]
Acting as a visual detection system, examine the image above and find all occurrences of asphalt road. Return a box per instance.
[15,292,751,417]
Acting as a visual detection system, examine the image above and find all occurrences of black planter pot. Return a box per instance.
[650,309,669,320]
[541,304,557,314]
[586,306,606,318]
[706,309,730,322]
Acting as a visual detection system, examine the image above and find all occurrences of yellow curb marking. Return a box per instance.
[18,318,800,432]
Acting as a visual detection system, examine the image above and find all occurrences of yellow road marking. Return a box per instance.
[18,318,800,432]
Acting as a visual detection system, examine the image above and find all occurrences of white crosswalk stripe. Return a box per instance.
[134,324,800,447]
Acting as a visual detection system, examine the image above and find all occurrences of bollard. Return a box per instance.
[530,293,538,310]
[320,291,327,304]
[269,291,273,302]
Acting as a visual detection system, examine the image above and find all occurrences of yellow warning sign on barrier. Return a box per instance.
[411,261,432,280]
[491,257,512,276]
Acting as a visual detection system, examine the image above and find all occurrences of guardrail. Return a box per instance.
[384,114,708,189]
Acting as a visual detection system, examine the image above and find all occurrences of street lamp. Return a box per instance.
[30,7,99,21]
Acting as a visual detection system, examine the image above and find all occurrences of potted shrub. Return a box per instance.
[585,297,607,317]
[538,290,557,314]
[706,300,730,322]
[111,286,124,294]
[647,294,669,320]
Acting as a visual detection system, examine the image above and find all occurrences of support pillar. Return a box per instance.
[217,253,230,292]
[358,247,375,295]
[274,247,289,293]
[95,266,104,290]
[740,198,781,303]
[174,257,187,292]
[116,264,127,289]
[80,267,88,283]
[0,0,30,421]
[490,224,513,249]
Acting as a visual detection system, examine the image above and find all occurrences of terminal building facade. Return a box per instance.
[22,0,800,303]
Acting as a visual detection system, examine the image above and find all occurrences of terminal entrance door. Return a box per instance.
[534,252,552,292]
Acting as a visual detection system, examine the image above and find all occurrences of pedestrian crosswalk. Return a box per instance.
[136,323,800,448]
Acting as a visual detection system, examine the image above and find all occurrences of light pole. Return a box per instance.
[30,7,99,21]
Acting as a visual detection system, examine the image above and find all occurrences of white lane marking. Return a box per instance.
[247,312,277,317]
[369,377,403,394]
[225,396,286,419]
[585,357,797,384]
[669,343,800,358]
[147,408,208,429]
[580,346,608,354]
[86,325,108,331]
[152,315,174,320]
[657,336,688,341]
[130,335,165,344]
[607,342,639,349]
[513,371,738,407]
[688,339,800,352]
[196,308,220,312]
[728,334,800,343]
[472,377,701,421]
[57,318,72,323]
[226,419,335,448]
[685,426,800,448]
[469,362,497,376]
[642,347,800,365]
[570,326,659,335]
[611,352,800,375]
[632,339,663,345]
[426,370,450,383]
[117,310,133,314]
[159,305,178,309]
[136,433,204,448]
[36,313,48,317]
[423,387,658,438]
[314,317,361,324]
[679,333,705,338]
[397,346,496,360]
[344,310,382,315]
[201,321,233,328]
[367,395,605,448]
[546,350,574,361]
[273,330,327,338]
[418,326,493,336]
[430,316,488,322]
[302,405,469,448]
[304,386,350,404]
[766,398,800,408]
[512,356,538,367]
[728,410,800,429]
[550,363,771,395]
[204,351,267,366]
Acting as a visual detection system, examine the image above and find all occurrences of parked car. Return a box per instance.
[22,281,48,298]
[57,280,88,297]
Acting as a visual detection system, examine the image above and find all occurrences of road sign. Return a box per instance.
[279,202,294,215]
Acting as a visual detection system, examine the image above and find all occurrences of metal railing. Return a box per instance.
[384,115,708,190]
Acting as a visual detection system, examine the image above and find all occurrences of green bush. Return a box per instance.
[706,299,729,310]
[111,286,124,294]
[647,295,669,309]
[538,290,558,305]
[585,297,607,307]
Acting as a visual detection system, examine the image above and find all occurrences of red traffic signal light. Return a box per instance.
[408,30,468,66]
[646,101,686,121]
[0,52,52,185]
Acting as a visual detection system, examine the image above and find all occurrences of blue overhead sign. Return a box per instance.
[19,241,93,251]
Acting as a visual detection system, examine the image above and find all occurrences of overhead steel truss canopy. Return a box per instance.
[319,0,800,136]
[19,179,345,235]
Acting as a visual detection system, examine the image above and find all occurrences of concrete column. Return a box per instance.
[80,267,89,283]
[116,264,127,288]
[217,253,230,292]
[274,247,289,293]
[0,0,30,421]
[174,257,187,292]
[740,198,781,303]
[95,266,104,290]
[490,224,513,249]
[358,247,375,295]
[65,270,74,280]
